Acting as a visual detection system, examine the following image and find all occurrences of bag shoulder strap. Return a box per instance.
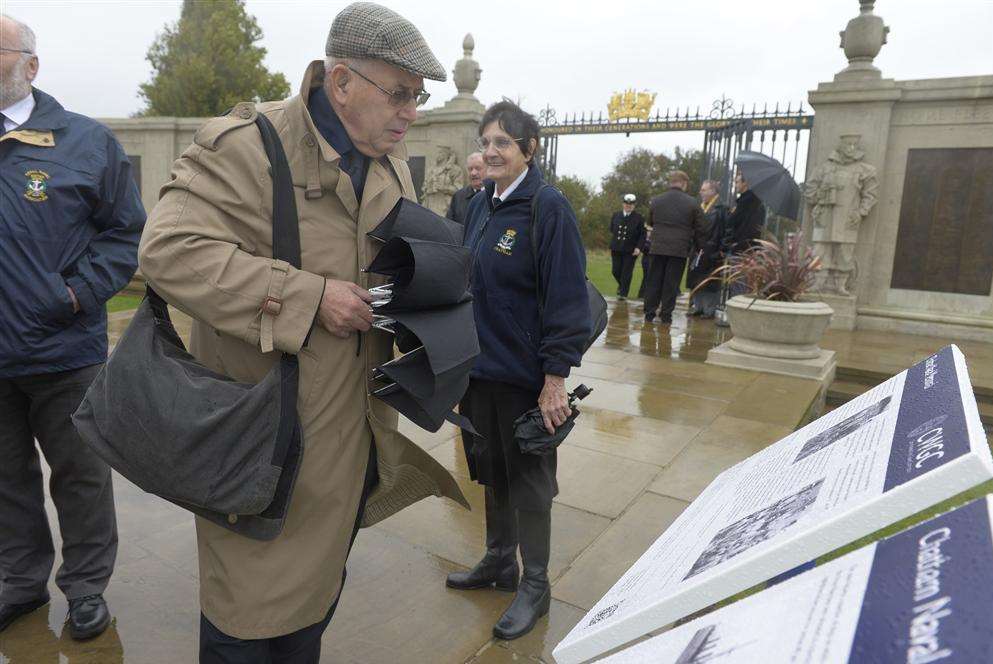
[529,183,553,321]
[254,113,301,270]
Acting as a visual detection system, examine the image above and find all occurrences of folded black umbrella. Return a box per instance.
[388,302,479,376]
[734,150,802,220]
[368,197,464,245]
[514,385,593,456]
[371,354,476,432]
[366,236,471,311]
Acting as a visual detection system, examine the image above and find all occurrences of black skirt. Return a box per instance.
[461,379,558,510]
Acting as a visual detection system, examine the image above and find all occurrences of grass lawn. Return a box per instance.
[586,249,687,297]
[106,294,142,313]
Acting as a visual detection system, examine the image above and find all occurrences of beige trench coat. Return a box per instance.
[138,61,468,639]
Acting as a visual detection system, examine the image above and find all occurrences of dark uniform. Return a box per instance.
[0,89,144,623]
[608,210,645,299]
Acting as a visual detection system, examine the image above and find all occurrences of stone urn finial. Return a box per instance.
[453,33,482,97]
[837,0,889,79]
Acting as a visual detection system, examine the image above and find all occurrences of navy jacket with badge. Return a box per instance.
[0,88,146,378]
[463,164,590,392]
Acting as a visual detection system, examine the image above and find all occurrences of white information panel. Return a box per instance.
[600,496,993,664]
[554,345,993,664]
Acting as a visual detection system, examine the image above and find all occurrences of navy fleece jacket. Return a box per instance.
[463,164,590,392]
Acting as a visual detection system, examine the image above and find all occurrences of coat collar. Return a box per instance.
[0,88,67,147]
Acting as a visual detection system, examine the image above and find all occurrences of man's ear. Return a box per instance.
[25,55,39,82]
[327,64,351,104]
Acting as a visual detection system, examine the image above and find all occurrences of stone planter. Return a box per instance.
[725,295,834,360]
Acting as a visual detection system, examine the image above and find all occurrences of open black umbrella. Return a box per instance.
[734,151,802,220]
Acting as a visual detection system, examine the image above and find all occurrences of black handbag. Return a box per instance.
[73,112,303,541]
[529,184,608,353]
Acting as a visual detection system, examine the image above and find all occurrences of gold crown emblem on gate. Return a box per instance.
[607,89,657,122]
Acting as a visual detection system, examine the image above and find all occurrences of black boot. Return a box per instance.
[493,509,551,640]
[446,488,519,591]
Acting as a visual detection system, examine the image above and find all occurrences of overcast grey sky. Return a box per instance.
[5,0,992,187]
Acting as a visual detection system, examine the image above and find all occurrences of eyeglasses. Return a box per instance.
[0,47,35,55]
[475,136,525,152]
[346,65,430,108]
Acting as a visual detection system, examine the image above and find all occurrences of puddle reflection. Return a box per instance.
[0,607,123,664]
[599,299,732,361]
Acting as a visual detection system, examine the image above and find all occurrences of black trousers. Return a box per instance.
[636,252,651,299]
[200,602,337,664]
[643,255,687,321]
[0,364,117,604]
[610,251,637,298]
[199,442,378,664]
[462,379,556,511]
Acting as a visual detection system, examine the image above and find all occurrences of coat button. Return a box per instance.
[227,514,238,524]
[303,134,316,147]
[238,107,252,120]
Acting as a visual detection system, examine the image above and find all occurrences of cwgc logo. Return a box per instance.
[24,170,50,202]
[907,415,949,440]
[495,228,516,255]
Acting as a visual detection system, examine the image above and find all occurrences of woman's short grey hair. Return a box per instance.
[702,179,720,191]
[2,14,37,58]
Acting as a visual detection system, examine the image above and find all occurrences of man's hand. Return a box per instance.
[633,248,640,257]
[538,374,571,435]
[317,279,374,338]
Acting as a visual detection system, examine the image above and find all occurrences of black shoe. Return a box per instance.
[67,594,110,640]
[0,595,49,633]
[447,488,519,592]
[659,316,673,325]
[493,509,551,641]
[616,295,626,301]
[644,314,655,323]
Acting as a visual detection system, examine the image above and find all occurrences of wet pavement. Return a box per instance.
[4,297,985,663]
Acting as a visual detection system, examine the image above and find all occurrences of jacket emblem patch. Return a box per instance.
[24,170,50,202]
[495,229,516,255]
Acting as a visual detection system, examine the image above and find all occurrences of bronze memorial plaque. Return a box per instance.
[890,147,993,295]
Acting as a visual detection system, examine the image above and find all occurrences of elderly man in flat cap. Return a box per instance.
[139,3,466,662]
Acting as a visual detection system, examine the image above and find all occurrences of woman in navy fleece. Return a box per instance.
[449,101,590,641]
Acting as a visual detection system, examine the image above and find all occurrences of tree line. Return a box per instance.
[556,147,705,250]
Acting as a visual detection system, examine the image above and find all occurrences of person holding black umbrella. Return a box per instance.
[724,172,766,256]
[455,100,590,641]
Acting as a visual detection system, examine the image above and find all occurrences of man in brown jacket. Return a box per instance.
[643,170,707,324]
[138,4,466,662]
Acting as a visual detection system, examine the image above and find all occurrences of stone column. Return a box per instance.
[404,34,485,206]
[805,0,897,330]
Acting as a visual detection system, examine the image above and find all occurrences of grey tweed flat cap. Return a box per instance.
[326,2,446,82]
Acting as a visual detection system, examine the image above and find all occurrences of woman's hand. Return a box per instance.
[538,375,571,435]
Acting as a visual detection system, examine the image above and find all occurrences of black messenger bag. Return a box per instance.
[73,113,304,541]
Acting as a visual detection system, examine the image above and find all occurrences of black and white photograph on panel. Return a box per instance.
[684,480,824,579]
[793,396,892,464]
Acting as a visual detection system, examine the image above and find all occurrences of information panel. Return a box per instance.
[554,345,992,664]
[600,496,993,664]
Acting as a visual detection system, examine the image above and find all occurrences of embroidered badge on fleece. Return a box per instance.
[24,170,50,202]
[495,229,516,255]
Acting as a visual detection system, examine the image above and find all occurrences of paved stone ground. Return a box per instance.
[3,297,986,663]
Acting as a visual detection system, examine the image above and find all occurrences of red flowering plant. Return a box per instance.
[696,234,822,303]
